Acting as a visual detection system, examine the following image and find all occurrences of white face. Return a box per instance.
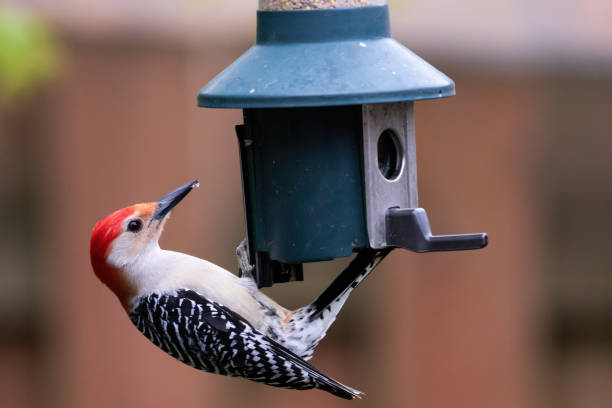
[106,207,167,270]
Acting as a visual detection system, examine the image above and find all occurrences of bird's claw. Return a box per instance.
[236,238,254,279]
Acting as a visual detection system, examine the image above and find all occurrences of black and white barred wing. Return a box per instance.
[129,290,362,400]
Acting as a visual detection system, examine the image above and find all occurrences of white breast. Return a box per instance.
[125,246,269,331]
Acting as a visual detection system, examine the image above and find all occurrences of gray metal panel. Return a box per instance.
[362,102,418,248]
[259,0,386,9]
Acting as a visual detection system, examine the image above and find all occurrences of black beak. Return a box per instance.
[152,180,199,222]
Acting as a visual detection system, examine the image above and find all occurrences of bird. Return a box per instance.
[90,180,390,399]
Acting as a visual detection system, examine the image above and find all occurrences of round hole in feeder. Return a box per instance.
[377,129,403,180]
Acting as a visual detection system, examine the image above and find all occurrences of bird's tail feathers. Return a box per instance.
[317,377,365,400]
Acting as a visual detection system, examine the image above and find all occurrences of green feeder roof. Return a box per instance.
[198,5,455,108]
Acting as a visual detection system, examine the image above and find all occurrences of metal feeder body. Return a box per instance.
[198,5,487,287]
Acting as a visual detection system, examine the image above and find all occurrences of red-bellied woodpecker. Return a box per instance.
[90,180,389,399]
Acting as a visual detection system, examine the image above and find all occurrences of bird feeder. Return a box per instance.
[198,5,487,287]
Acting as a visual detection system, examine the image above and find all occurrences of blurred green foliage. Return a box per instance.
[0,8,61,107]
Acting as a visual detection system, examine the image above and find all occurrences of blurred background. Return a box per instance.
[1,0,611,407]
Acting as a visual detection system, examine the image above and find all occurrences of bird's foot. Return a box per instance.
[236,238,255,279]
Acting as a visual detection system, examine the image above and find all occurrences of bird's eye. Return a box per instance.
[127,219,143,233]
